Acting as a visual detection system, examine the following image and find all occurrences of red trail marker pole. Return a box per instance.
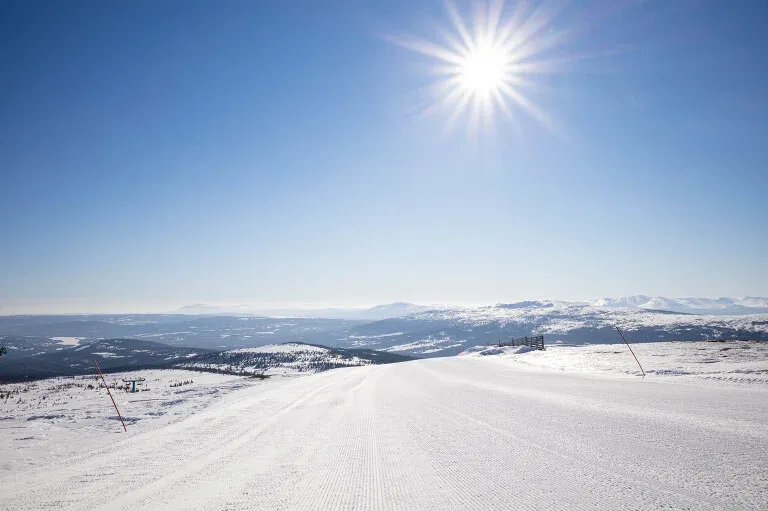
[615,327,645,377]
[94,359,127,432]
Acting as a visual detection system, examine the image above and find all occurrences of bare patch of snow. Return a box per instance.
[91,352,126,359]
[50,337,82,346]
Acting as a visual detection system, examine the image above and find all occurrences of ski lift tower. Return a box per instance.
[121,377,146,393]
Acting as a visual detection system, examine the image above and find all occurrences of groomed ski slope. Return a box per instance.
[4,356,767,510]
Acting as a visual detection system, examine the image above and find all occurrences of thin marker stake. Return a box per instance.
[94,359,127,432]
[615,327,646,377]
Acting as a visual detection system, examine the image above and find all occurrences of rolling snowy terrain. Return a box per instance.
[1,340,766,510]
[343,301,768,356]
[3,297,768,360]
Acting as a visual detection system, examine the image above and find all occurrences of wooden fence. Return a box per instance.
[492,335,545,351]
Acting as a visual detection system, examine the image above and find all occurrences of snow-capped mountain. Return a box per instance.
[591,295,768,314]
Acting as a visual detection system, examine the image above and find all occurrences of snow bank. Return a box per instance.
[461,345,537,356]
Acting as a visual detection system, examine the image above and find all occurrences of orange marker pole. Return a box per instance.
[94,359,127,432]
[615,327,646,377]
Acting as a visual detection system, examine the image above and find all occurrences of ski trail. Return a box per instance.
[4,356,767,510]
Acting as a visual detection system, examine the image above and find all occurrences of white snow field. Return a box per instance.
[2,342,768,510]
[462,340,768,385]
[0,370,257,473]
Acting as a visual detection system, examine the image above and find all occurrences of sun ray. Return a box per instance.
[390,36,467,66]
[444,89,474,134]
[498,82,558,134]
[392,0,574,138]
[484,0,504,44]
[446,1,477,53]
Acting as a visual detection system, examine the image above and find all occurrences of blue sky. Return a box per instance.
[1,0,766,313]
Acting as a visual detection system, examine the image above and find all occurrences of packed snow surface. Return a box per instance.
[2,341,767,510]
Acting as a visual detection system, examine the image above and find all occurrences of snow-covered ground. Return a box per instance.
[0,369,258,473]
[461,340,768,386]
[2,342,767,510]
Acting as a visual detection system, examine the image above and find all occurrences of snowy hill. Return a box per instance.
[176,342,413,376]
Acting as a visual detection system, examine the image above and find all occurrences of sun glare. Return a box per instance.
[390,0,569,138]
[460,46,506,95]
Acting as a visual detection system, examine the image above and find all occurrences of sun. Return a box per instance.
[389,0,567,138]
[460,46,507,95]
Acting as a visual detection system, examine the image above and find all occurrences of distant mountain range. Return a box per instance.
[2,297,767,363]
[171,302,432,320]
[172,297,768,318]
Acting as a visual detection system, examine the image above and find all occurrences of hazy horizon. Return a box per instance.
[3,294,768,316]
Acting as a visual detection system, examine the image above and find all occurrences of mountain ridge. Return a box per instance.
[171,296,768,319]
[170,302,431,320]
